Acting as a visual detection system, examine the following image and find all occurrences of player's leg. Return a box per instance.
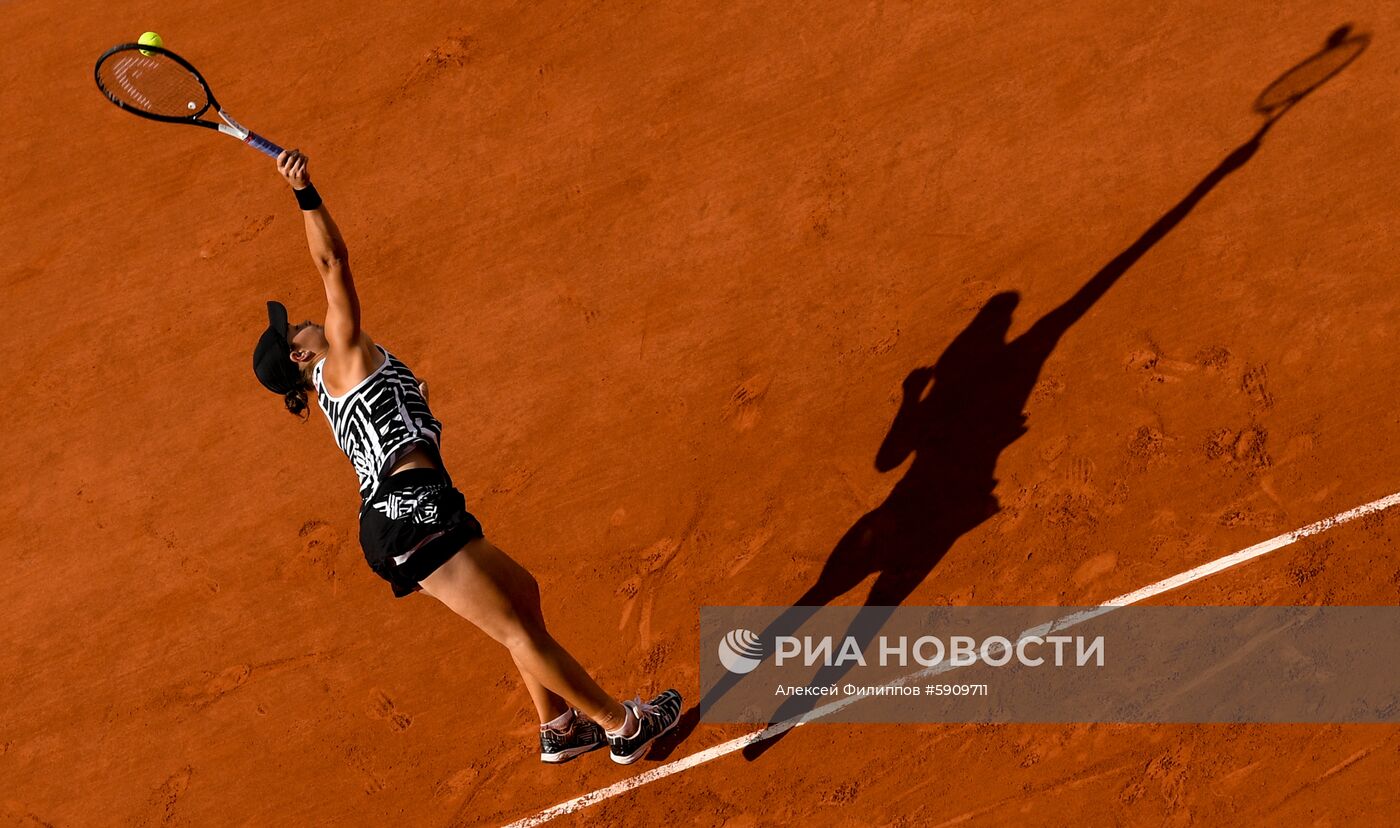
[420,537,683,763]
[513,652,569,722]
[419,537,629,730]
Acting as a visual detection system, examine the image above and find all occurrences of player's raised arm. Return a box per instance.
[276,150,361,351]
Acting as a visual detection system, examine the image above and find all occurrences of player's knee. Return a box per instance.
[500,615,552,654]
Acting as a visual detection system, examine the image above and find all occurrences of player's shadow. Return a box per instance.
[703,23,1372,762]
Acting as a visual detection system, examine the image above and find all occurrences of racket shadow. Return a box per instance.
[1255,24,1370,133]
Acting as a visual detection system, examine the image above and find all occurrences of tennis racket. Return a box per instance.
[94,42,285,159]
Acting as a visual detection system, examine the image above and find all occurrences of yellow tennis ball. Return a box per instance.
[138,31,163,56]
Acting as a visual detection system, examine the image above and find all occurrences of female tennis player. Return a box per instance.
[251,149,681,765]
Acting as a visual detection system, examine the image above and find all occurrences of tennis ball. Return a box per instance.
[138,31,163,56]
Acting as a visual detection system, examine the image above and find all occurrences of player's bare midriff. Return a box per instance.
[387,443,440,477]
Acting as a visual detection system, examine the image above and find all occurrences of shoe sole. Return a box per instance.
[609,708,682,765]
[540,740,606,764]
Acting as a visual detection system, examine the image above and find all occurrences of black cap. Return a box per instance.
[252,301,302,395]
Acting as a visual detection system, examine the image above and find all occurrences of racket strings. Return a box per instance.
[97,52,209,118]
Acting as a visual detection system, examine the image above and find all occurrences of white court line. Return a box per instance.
[502,489,1400,828]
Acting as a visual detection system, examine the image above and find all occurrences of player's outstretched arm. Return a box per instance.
[276,149,361,352]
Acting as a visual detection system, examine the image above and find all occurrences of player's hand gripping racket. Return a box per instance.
[94,42,284,158]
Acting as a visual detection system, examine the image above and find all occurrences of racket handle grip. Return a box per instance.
[245,131,285,159]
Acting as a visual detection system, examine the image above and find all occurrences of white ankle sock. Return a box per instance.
[543,708,576,732]
[606,703,638,738]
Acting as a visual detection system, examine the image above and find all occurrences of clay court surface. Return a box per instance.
[6,0,1400,824]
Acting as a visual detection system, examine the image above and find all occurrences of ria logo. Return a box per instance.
[718,628,765,674]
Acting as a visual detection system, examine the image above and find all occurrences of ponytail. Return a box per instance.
[283,372,313,419]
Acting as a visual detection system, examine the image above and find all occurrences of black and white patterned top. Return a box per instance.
[312,345,443,502]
